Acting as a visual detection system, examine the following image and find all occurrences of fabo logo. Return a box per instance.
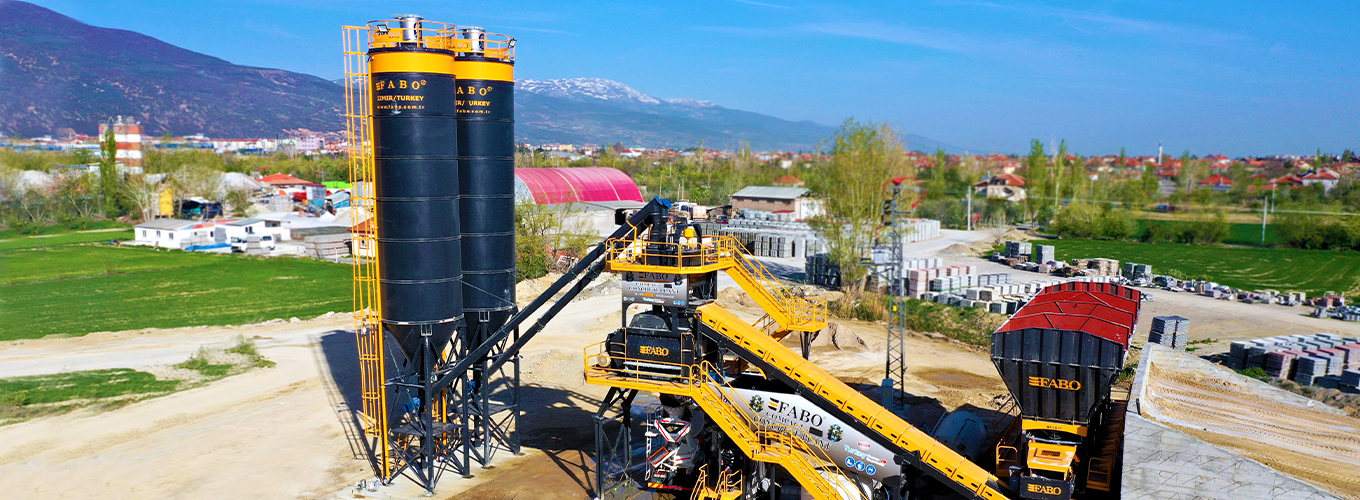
[457,85,493,96]
[374,79,427,91]
[1027,484,1063,495]
[1028,376,1082,391]
[638,346,669,357]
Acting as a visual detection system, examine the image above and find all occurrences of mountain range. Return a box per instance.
[513,77,967,152]
[0,1,968,152]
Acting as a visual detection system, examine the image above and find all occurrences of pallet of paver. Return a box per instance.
[1318,348,1347,375]
[1265,351,1301,378]
[1293,356,1328,385]
[1341,369,1360,389]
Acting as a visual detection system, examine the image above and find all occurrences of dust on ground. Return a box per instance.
[1140,347,1360,500]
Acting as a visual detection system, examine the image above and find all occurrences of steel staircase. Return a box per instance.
[691,362,867,500]
[605,234,827,340]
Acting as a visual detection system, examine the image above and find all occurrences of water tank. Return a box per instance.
[369,41,463,359]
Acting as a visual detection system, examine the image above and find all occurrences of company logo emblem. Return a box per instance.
[749,396,764,413]
[1027,484,1063,495]
[828,424,844,442]
[638,345,669,357]
[857,441,872,451]
[1028,376,1082,391]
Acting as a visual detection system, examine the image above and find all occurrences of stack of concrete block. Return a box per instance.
[899,219,942,243]
[1148,316,1190,349]
[1033,244,1055,264]
[1004,241,1033,258]
[1341,369,1360,390]
[1225,333,1360,384]
[1264,350,1302,378]
[1293,356,1328,386]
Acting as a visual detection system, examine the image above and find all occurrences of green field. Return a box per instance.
[0,231,351,340]
[0,228,134,251]
[1046,239,1360,296]
[1134,218,1277,246]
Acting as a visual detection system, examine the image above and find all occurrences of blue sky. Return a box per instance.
[30,0,1360,156]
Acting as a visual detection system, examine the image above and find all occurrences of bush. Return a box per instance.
[828,294,1004,347]
[1179,212,1229,244]
[1050,202,1138,240]
[516,235,550,282]
[1140,222,1175,243]
[1099,209,1138,240]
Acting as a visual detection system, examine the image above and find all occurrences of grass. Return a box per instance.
[0,368,181,423]
[1044,239,1360,296]
[0,236,351,341]
[0,338,275,424]
[0,219,129,239]
[0,228,136,251]
[1135,218,1277,246]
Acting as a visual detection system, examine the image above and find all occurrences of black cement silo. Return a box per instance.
[453,29,517,333]
[369,47,463,359]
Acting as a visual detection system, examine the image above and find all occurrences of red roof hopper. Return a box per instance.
[997,282,1142,349]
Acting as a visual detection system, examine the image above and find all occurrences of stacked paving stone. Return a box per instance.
[1342,369,1360,390]
[1294,356,1328,386]
[1148,316,1190,349]
[1227,333,1360,382]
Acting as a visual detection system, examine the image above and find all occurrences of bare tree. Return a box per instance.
[121,174,163,222]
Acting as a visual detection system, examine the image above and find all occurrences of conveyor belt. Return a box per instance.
[695,303,1011,500]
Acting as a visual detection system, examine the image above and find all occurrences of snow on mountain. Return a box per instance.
[662,97,718,108]
[519,78,660,104]
[517,77,716,108]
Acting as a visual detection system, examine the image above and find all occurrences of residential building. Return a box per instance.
[1301,170,1340,192]
[1197,174,1234,191]
[973,174,1027,202]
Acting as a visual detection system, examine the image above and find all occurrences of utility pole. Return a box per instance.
[1261,195,1268,246]
[966,188,972,231]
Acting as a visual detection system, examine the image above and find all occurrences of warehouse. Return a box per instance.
[729,186,823,221]
[513,167,644,205]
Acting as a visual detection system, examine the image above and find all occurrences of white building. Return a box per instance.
[211,218,287,243]
[133,218,217,249]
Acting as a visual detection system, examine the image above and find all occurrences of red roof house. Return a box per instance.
[1197,173,1234,191]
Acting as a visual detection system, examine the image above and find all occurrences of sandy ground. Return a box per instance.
[1,225,1353,499]
[1139,347,1360,500]
[0,315,372,499]
[0,286,1006,500]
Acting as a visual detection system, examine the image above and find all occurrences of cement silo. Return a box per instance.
[453,26,517,335]
[368,15,464,359]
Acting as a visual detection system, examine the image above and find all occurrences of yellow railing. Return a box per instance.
[691,465,743,500]
[582,350,864,500]
[695,304,1009,500]
[691,361,866,500]
[584,341,694,392]
[361,18,515,60]
[604,235,827,334]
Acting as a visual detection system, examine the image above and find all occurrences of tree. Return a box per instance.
[121,174,163,222]
[1023,140,1049,219]
[99,126,121,217]
[1312,148,1328,169]
[808,119,912,292]
[1178,150,1207,193]
[1342,149,1356,165]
